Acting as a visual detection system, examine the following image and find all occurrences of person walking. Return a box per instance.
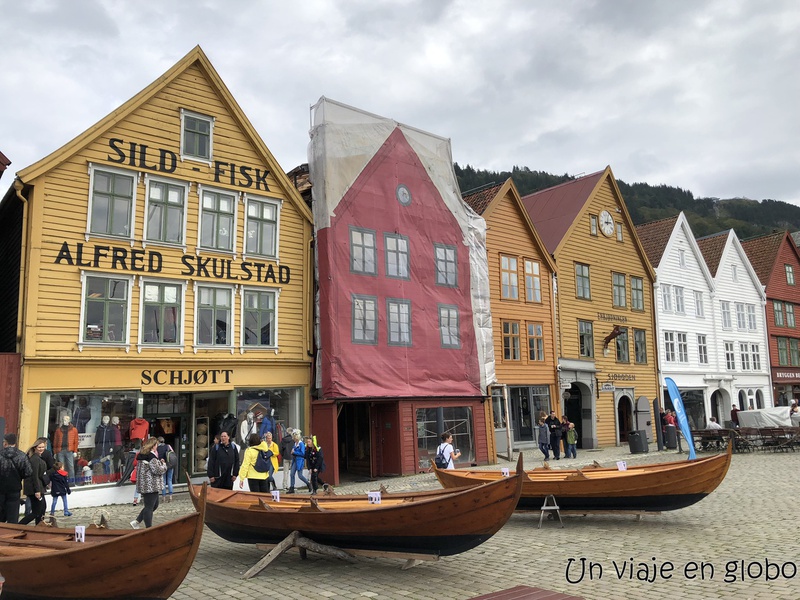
[565,423,578,459]
[130,437,167,529]
[0,433,33,523]
[237,433,272,493]
[436,433,461,470]
[287,430,311,493]
[49,461,72,516]
[156,437,175,503]
[262,431,280,492]
[545,410,563,460]
[560,415,571,457]
[537,418,550,460]
[207,431,240,490]
[19,440,48,525]
[304,436,326,493]
[280,427,295,491]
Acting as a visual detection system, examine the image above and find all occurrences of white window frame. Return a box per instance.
[387,298,412,347]
[721,301,732,329]
[663,331,676,362]
[724,341,736,370]
[662,284,673,312]
[694,290,705,318]
[239,286,280,352]
[196,184,239,257]
[731,264,739,281]
[735,303,747,330]
[384,233,411,280]
[243,194,282,261]
[589,215,598,236]
[85,163,138,244]
[697,334,708,364]
[193,283,236,353]
[676,332,688,362]
[747,304,757,329]
[137,277,186,353]
[438,304,460,349]
[78,271,133,352]
[678,249,686,268]
[740,342,751,370]
[674,286,685,314]
[751,343,761,370]
[524,259,542,303]
[143,174,189,251]
[180,108,214,164]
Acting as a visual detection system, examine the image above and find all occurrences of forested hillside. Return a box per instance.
[455,164,800,239]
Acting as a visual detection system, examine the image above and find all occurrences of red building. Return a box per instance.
[309,99,494,482]
[741,231,800,405]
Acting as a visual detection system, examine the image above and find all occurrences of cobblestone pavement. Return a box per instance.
[60,444,800,600]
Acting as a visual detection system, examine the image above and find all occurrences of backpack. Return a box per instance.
[166,449,178,469]
[253,449,273,473]
[433,444,449,469]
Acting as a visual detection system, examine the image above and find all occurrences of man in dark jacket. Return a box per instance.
[207,431,239,490]
[545,411,563,460]
[280,427,295,491]
[0,433,33,523]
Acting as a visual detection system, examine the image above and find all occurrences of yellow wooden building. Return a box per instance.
[521,167,659,448]
[463,179,558,455]
[0,47,313,502]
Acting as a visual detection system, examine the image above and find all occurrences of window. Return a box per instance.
[502,321,520,360]
[786,264,795,285]
[662,284,672,312]
[243,289,276,347]
[724,342,736,370]
[527,323,544,361]
[245,197,280,258]
[731,264,739,281]
[697,334,708,364]
[590,215,598,236]
[141,281,181,345]
[694,291,705,318]
[352,295,377,344]
[740,342,751,370]
[181,109,213,161]
[778,337,789,366]
[438,305,460,349]
[615,222,623,242]
[612,272,627,308]
[524,260,542,303]
[200,188,235,252]
[787,304,796,328]
[387,299,412,346]
[677,332,688,362]
[747,304,757,329]
[634,329,647,364]
[385,234,410,279]
[721,301,732,328]
[83,276,129,344]
[663,331,676,362]
[674,286,685,314]
[735,303,746,330]
[575,263,591,299]
[616,327,629,363]
[500,255,519,299]
[791,339,800,367]
[89,167,135,238]
[434,244,458,287]
[631,277,644,311]
[774,301,785,327]
[350,227,377,275]
[751,343,761,370]
[196,286,232,346]
[145,178,186,245]
[578,320,593,358]
[679,249,686,267]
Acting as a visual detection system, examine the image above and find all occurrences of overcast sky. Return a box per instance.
[2,1,799,203]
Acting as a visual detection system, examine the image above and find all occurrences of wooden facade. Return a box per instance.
[0,47,312,503]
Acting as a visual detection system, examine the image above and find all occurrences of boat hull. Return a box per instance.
[190,458,524,557]
[435,446,731,513]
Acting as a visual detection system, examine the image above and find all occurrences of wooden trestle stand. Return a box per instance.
[242,530,438,579]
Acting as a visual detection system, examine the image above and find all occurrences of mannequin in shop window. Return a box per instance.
[93,415,114,477]
[110,416,123,475]
[72,398,92,434]
[53,414,78,484]
[240,412,258,448]
[258,408,276,439]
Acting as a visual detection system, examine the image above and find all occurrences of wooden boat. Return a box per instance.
[189,456,524,557]
[0,484,207,600]
[434,444,732,512]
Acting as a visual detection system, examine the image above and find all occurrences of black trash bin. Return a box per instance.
[665,425,678,449]
[628,430,648,454]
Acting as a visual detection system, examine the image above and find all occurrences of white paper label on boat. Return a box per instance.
[367,491,381,504]
[74,525,86,543]
[501,467,510,477]
[271,490,280,502]
[616,461,627,471]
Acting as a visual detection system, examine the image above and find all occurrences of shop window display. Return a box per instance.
[47,392,135,486]
[235,388,300,449]
[416,406,474,470]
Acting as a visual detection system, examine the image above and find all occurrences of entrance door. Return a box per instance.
[375,404,401,476]
[510,387,534,442]
[566,386,583,448]
[337,403,371,477]
[617,396,633,442]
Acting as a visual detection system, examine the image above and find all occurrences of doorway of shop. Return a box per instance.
[617,395,633,442]
[565,386,583,448]
[337,403,372,479]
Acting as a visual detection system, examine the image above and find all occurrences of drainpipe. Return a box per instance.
[13,178,29,355]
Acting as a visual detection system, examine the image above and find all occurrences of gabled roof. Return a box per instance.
[740,231,787,286]
[463,178,557,275]
[15,46,311,223]
[696,231,730,277]
[635,215,679,269]
[520,169,605,255]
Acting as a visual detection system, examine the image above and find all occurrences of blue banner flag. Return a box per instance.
[665,377,696,460]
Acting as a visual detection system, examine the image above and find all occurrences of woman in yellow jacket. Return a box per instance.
[262,431,280,491]
[237,433,271,493]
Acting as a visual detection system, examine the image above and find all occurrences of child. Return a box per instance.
[566,423,578,459]
[50,461,73,516]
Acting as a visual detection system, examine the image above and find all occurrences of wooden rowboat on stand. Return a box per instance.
[434,444,732,513]
[189,456,524,558]
[0,483,207,600]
